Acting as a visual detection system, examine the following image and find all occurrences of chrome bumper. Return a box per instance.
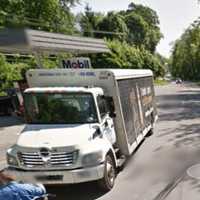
[5,165,105,185]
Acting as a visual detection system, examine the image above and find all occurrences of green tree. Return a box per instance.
[128,2,160,27]
[125,13,148,47]
[123,2,163,52]
[171,19,200,80]
[78,2,162,51]
[96,12,128,41]
[0,54,31,95]
[90,40,165,78]
[78,4,103,37]
[78,3,165,77]
[0,0,79,34]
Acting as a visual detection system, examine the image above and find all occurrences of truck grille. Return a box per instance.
[20,151,77,168]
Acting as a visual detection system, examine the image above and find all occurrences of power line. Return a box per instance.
[88,30,126,36]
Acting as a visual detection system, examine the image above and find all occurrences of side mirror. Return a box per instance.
[92,126,103,139]
[104,96,115,113]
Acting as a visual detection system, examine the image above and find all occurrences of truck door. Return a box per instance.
[97,95,116,145]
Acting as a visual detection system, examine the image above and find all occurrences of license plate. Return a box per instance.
[35,175,63,181]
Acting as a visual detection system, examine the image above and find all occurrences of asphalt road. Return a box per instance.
[1,83,200,199]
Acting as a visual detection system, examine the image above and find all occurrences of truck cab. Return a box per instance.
[7,86,117,191]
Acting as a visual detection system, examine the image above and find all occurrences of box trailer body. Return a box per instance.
[6,69,157,190]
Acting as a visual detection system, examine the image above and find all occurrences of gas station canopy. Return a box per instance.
[0,28,109,55]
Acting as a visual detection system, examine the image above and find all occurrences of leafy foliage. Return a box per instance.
[125,13,148,46]
[77,4,103,37]
[90,40,165,78]
[79,2,162,53]
[0,1,166,96]
[96,12,128,41]
[123,3,163,53]
[0,54,65,95]
[0,0,79,33]
[78,2,165,78]
[171,19,200,80]
[0,54,30,94]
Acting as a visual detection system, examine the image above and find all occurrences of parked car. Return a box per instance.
[176,78,182,84]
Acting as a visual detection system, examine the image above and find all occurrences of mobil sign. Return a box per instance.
[61,57,92,69]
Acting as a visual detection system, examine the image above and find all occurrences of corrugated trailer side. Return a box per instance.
[115,73,157,155]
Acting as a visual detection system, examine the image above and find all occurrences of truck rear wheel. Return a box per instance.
[98,154,116,191]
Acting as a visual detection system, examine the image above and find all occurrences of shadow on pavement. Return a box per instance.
[154,89,200,152]
[154,124,200,153]
[157,93,200,122]
[46,182,107,200]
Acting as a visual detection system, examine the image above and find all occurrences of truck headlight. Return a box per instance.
[7,148,18,166]
[82,151,103,167]
[7,154,18,166]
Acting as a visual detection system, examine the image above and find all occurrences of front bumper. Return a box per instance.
[5,165,105,185]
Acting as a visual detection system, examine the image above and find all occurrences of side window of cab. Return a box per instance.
[97,96,108,120]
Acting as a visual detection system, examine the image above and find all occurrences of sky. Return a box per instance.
[72,0,200,57]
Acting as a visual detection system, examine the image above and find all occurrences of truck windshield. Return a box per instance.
[24,93,98,124]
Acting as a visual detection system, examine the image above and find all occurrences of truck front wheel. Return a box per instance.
[98,154,116,191]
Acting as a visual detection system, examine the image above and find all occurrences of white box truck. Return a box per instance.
[6,68,157,191]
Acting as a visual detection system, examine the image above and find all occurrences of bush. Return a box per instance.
[90,40,165,78]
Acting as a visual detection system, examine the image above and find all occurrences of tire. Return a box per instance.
[98,154,116,192]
